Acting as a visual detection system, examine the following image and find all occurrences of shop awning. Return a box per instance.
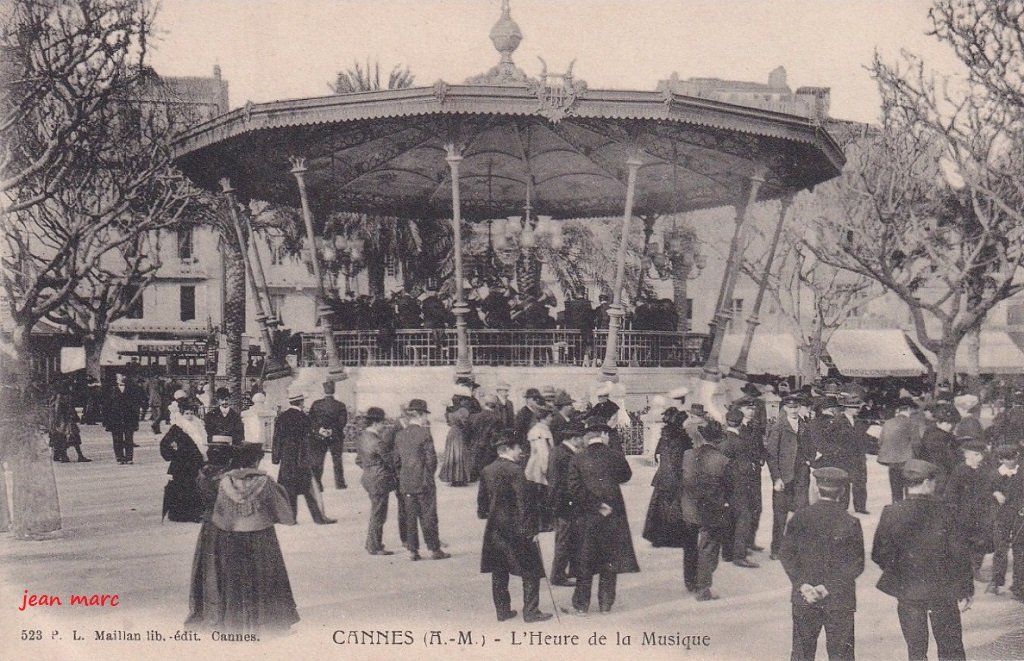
[827,329,927,377]
[720,332,800,376]
[957,330,1024,375]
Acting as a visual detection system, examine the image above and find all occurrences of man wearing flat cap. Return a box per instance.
[877,398,918,503]
[394,398,450,561]
[477,432,552,623]
[308,380,348,490]
[272,387,336,524]
[765,394,815,560]
[872,459,973,661]
[566,420,639,614]
[780,467,863,660]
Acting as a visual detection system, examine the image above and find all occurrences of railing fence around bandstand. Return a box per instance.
[299,329,710,369]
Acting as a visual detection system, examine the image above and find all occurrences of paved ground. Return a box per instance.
[1,425,1022,661]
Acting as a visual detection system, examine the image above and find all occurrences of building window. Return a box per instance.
[124,286,143,319]
[180,285,196,322]
[177,227,193,261]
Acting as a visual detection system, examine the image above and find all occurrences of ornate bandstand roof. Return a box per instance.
[172,2,844,220]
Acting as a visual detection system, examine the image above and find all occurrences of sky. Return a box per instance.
[148,0,967,125]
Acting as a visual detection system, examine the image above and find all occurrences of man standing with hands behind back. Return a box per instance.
[780,467,864,660]
[308,380,348,490]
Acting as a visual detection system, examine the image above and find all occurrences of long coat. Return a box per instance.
[680,444,733,529]
[393,424,437,494]
[765,416,813,486]
[477,457,545,578]
[917,425,960,482]
[816,414,869,478]
[104,384,142,432]
[779,500,864,612]
[719,428,763,510]
[546,441,577,518]
[308,397,348,441]
[871,494,974,602]
[944,463,994,552]
[356,428,398,496]
[567,442,640,576]
[271,407,314,494]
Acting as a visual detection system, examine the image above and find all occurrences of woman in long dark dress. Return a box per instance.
[160,402,206,522]
[187,443,298,634]
[185,442,235,629]
[440,406,472,486]
[642,407,694,547]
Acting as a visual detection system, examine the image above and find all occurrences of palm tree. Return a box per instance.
[331,60,415,94]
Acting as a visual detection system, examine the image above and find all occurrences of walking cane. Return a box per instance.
[534,539,562,624]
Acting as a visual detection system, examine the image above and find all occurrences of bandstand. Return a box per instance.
[171,1,844,417]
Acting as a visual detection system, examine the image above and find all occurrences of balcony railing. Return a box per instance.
[299,330,708,368]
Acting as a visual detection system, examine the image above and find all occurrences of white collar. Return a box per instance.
[998,464,1019,477]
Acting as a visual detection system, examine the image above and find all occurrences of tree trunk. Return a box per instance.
[83,331,106,382]
[963,326,981,393]
[222,228,246,409]
[671,264,691,333]
[935,341,958,389]
[2,326,61,539]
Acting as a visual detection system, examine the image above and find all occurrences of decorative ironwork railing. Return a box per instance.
[299,330,708,368]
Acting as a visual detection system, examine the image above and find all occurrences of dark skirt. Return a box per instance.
[439,429,472,485]
[186,522,299,633]
[163,477,203,523]
[642,489,692,548]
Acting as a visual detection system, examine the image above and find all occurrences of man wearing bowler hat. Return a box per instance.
[872,459,973,661]
[566,419,639,614]
[780,467,863,660]
[547,420,586,587]
[308,380,348,490]
[394,398,450,561]
[272,386,336,524]
[818,393,872,514]
[720,407,762,567]
[356,407,398,556]
[477,431,553,623]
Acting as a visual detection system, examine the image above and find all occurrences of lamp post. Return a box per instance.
[289,157,346,381]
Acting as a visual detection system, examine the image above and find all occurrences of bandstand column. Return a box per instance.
[446,144,472,379]
[600,153,643,382]
[219,178,291,381]
[702,171,766,379]
[289,157,346,381]
[730,193,793,379]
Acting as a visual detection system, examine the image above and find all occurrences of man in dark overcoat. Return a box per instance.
[871,459,974,661]
[272,388,336,524]
[494,381,515,430]
[916,403,961,493]
[547,420,585,586]
[566,421,639,613]
[720,407,762,567]
[680,419,733,601]
[104,372,143,464]
[780,467,864,661]
[818,394,871,513]
[308,380,348,490]
[766,394,815,559]
[393,398,450,561]
[356,407,398,555]
[478,432,553,623]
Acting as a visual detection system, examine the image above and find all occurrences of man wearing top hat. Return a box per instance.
[308,380,348,490]
[680,420,734,601]
[779,467,864,661]
[566,419,640,614]
[477,431,553,623]
[272,387,336,524]
[878,398,919,503]
[204,386,245,446]
[393,398,450,561]
[872,459,973,661]
[766,394,815,560]
[819,393,872,514]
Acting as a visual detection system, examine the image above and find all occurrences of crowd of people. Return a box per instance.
[41,366,1024,657]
